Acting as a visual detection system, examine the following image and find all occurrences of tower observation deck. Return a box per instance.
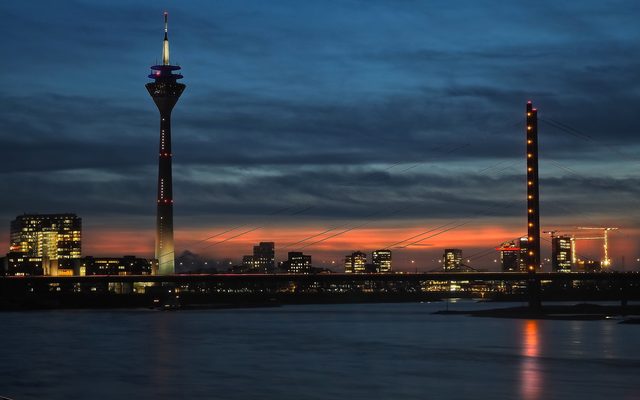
[146,12,185,275]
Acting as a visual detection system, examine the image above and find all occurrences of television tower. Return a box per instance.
[525,101,540,272]
[146,12,185,275]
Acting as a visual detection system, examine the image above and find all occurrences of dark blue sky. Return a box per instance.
[1,1,639,269]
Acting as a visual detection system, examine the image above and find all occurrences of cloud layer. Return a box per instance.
[1,0,639,269]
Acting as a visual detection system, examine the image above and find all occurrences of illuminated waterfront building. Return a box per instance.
[443,249,462,271]
[147,12,185,275]
[80,256,153,276]
[282,252,312,274]
[372,249,392,273]
[5,253,47,276]
[552,236,573,272]
[8,213,81,275]
[344,251,367,273]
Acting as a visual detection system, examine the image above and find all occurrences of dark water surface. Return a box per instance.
[1,301,639,399]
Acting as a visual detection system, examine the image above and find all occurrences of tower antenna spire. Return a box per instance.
[162,11,170,65]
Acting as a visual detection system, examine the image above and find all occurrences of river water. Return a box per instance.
[1,301,639,399]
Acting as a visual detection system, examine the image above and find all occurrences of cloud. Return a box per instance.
[1,0,639,265]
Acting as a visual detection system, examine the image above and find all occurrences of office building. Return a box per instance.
[253,242,275,273]
[6,252,46,276]
[518,237,529,271]
[344,251,367,273]
[443,249,462,271]
[497,240,520,272]
[282,252,312,274]
[552,236,573,272]
[372,249,392,273]
[81,256,153,276]
[240,242,275,273]
[9,213,81,275]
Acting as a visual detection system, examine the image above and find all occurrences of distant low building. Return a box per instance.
[175,250,217,273]
[241,255,255,271]
[281,252,312,274]
[6,252,47,276]
[80,256,153,276]
[577,259,601,273]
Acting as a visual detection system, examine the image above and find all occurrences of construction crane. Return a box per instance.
[576,227,619,267]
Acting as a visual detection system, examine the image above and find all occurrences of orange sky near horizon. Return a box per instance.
[74,224,640,271]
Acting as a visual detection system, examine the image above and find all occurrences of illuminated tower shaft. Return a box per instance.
[146,12,185,275]
[526,101,540,272]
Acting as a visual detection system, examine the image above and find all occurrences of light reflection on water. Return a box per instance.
[520,320,542,400]
[1,302,639,400]
[150,312,173,397]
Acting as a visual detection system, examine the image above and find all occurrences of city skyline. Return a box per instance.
[1,1,640,270]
